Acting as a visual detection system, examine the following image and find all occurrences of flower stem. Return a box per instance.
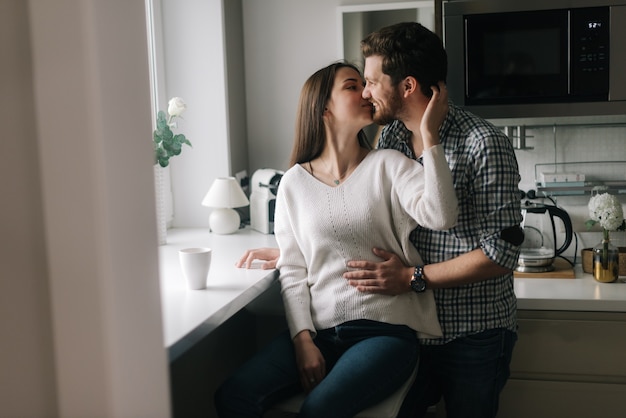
[602,229,610,269]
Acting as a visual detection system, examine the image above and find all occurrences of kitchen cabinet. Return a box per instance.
[498,309,626,418]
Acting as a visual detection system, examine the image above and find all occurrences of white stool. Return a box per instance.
[265,364,418,418]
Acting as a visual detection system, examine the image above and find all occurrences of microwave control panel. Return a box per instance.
[570,7,610,97]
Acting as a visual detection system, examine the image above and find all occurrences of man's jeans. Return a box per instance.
[399,328,517,418]
[215,319,418,418]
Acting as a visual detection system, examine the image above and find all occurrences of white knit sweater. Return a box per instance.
[274,145,458,339]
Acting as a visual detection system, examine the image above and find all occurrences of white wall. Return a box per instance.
[160,0,231,228]
[243,0,350,174]
[1,0,170,416]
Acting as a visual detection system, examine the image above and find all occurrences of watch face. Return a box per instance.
[411,278,426,293]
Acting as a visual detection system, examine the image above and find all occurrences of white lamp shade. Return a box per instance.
[202,177,249,234]
[201,177,249,208]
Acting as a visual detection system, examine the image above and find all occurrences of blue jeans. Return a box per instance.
[398,328,517,418]
[215,319,418,418]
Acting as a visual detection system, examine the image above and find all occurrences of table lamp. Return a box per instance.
[201,177,250,234]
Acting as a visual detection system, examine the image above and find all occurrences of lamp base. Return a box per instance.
[209,208,241,234]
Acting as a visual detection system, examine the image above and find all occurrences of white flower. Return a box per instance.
[588,193,625,231]
[167,97,187,117]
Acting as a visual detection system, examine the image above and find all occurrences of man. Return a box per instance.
[341,22,523,418]
[237,22,523,418]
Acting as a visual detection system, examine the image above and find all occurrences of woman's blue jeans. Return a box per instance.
[214,319,418,418]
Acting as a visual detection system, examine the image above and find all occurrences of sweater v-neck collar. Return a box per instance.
[299,150,372,188]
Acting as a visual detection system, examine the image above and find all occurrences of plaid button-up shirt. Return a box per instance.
[378,103,523,344]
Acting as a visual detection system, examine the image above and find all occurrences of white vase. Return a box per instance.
[154,164,167,245]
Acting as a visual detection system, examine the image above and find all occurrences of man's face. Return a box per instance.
[362,55,404,125]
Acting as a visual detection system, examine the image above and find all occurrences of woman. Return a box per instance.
[215,62,457,417]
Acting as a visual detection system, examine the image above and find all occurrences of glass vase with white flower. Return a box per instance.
[586,192,626,282]
[152,97,192,245]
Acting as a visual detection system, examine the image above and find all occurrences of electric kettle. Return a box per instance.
[517,203,573,273]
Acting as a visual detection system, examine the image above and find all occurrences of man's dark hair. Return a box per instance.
[361,22,447,97]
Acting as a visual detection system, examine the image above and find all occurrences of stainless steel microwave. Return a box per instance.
[444,0,626,119]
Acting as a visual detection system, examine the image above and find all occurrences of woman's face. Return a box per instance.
[324,67,373,130]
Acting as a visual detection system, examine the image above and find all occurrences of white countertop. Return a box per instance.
[514,265,626,312]
[158,228,626,360]
[158,227,278,360]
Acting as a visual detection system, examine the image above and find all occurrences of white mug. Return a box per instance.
[179,247,212,290]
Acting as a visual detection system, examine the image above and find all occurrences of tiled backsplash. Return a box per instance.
[512,123,626,261]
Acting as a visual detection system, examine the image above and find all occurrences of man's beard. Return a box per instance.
[372,89,403,126]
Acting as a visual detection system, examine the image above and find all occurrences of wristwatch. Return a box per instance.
[410,265,427,293]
